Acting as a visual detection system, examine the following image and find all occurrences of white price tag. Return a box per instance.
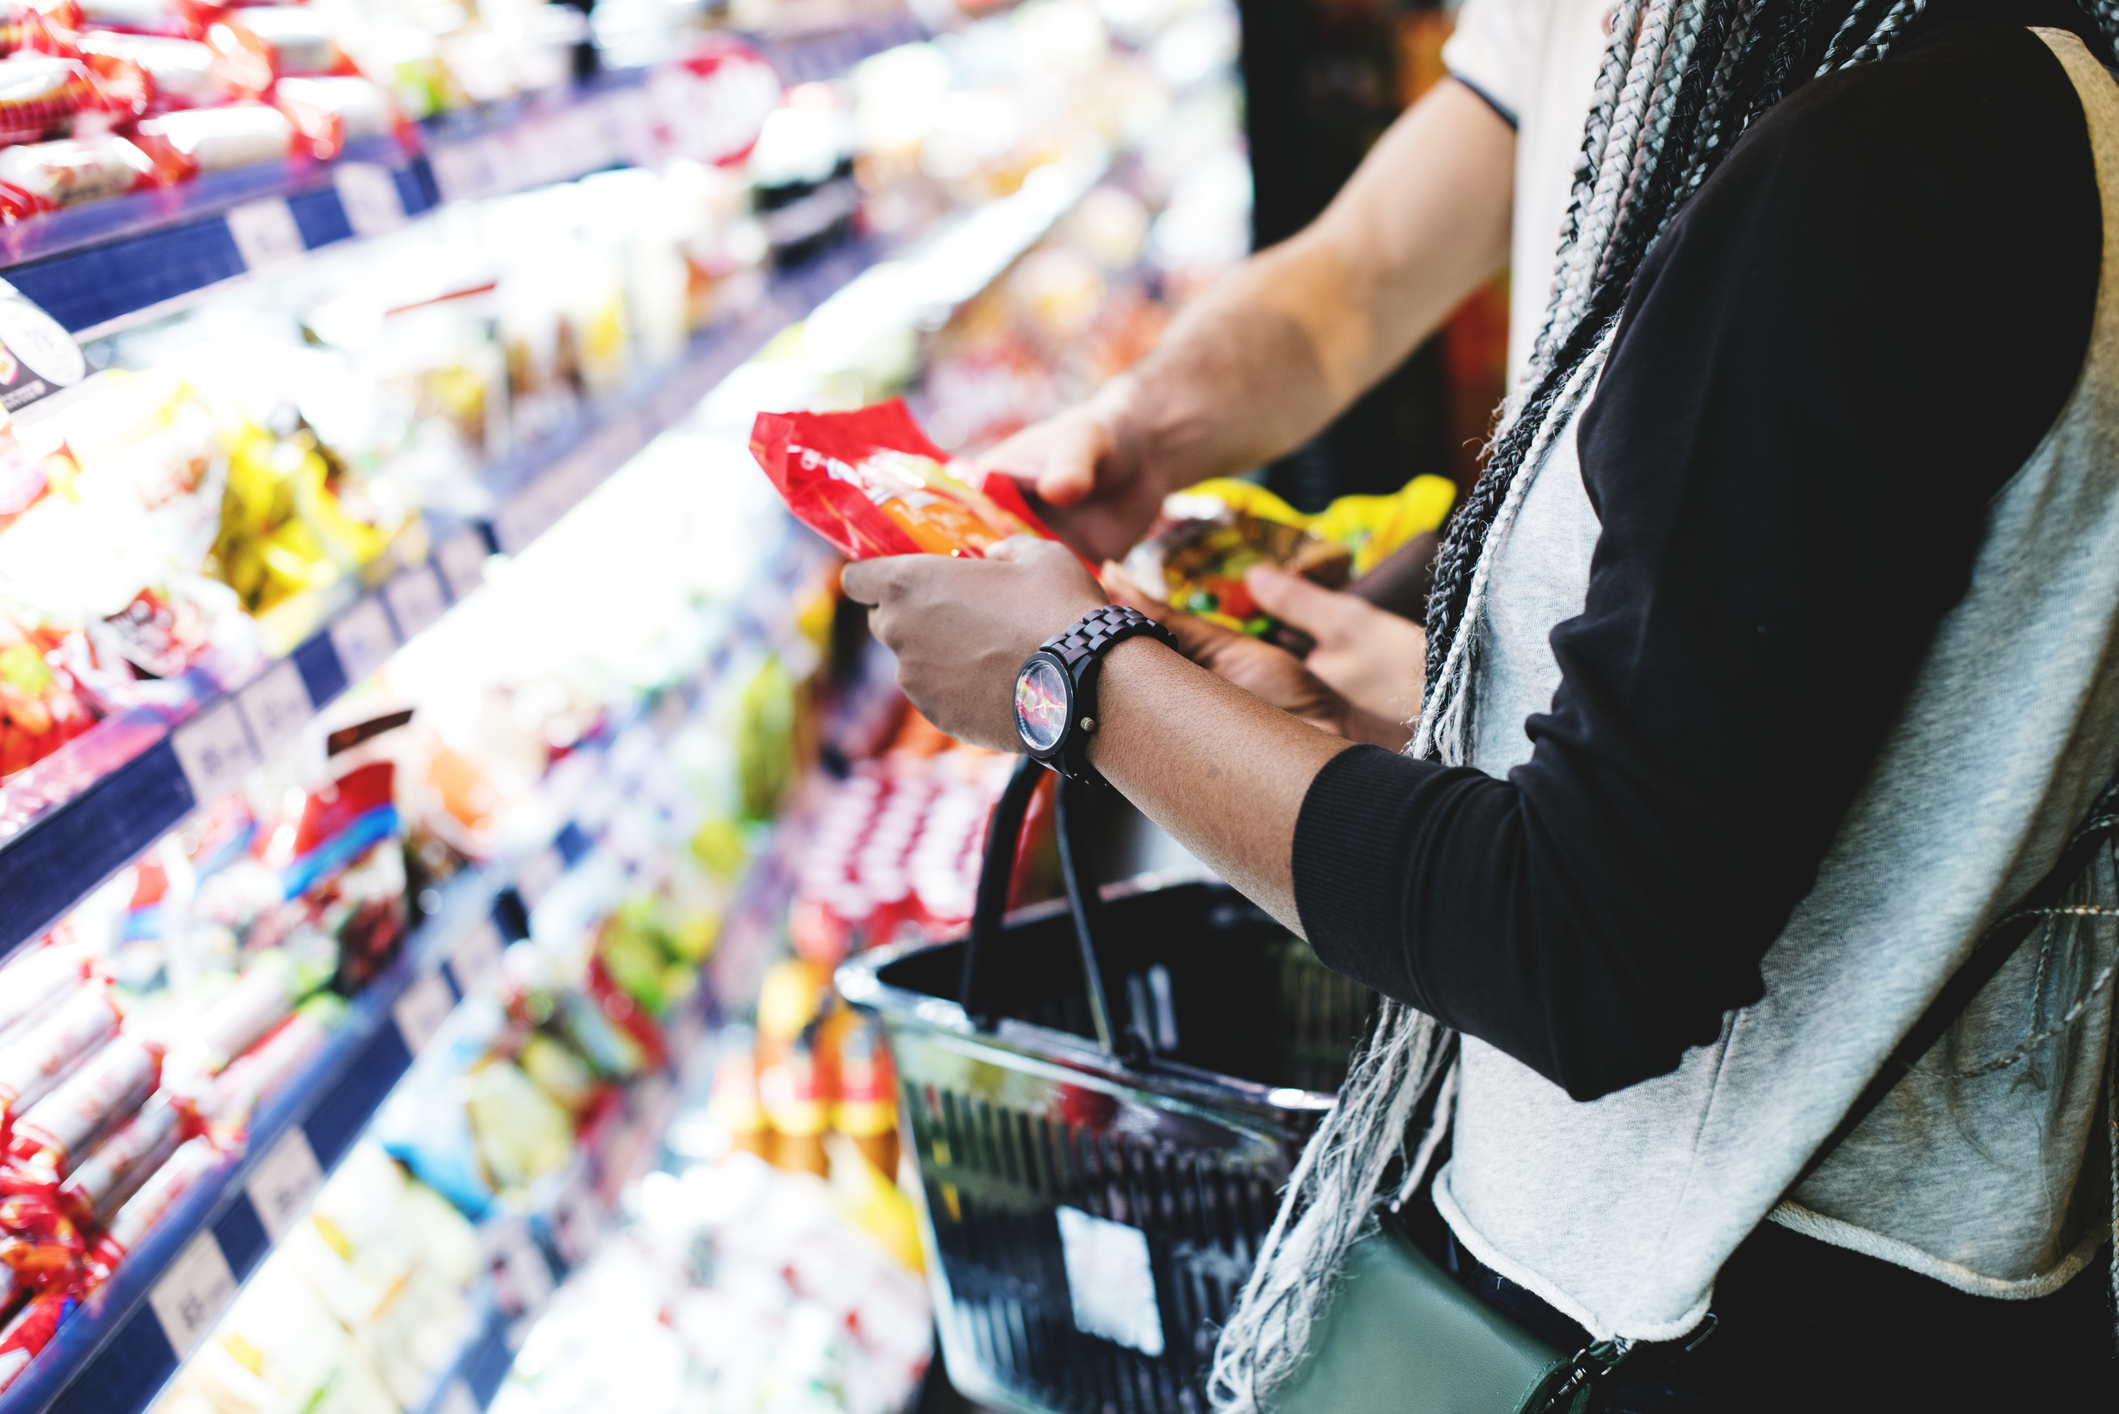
[328,596,398,687]
[226,197,307,272]
[235,658,313,760]
[449,918,506,996]
[333,162,406,235]
[393,970,457,1058]
[150,1231,238,1359]
[434,529,489,599]
[433,1381,479,1414]
[383,564,448,641]
[429,141,484,205]
[513,846,565,910]
[244,1127,325,1242]
[482,1219,554,1320]
[172,699,259,805]
[1056,1206,1164,1357]
[491,487,559,557]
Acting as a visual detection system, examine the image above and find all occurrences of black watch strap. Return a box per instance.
[1039,605,1179,667]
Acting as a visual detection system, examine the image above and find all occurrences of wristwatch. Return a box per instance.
[1012,605,1179,783]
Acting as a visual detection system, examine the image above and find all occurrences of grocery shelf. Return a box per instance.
[0,526,828,1414]
[0,237,869,970]
[2,6,930,337]
[0,126,1106,970]
[0,861,523,1414]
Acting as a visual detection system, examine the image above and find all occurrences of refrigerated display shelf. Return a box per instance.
[0,520,834,1414]
[0,237,872,970]
[0,130,1108,970]
[0,5,929,338]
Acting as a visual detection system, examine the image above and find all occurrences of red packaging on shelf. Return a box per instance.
[749,398,1064,561]
[0,1193,82,1289]
[0,943,88,1047]
[0,1288,76,1395]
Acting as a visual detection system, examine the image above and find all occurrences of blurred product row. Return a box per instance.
[0,2,1253,1412]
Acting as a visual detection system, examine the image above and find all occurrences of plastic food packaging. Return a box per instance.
[135,99,291,171]
[0,1288,75,1394]
[750,398,1059,560]
[0,608,101,779]
[0,132,181,219]
[0,54,99,147]
[275,74,394,159]
[195,994,339,1142]
[0,983,122,1133]
[0,943,88,1045]
[55,1089,180,1226]
[91,1130,218,1269]
[3,1036,160,1187]
[160,953,302,1103]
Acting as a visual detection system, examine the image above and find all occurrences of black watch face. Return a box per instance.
[1014,657,1071,753]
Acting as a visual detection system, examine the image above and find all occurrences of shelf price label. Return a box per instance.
[383,564,448,641]
[329,596,398,687]
[513,846,565,911]
[236,658,313,759]
[482,1218,554,1322]
[245,1127,325,1241]
[393,970,457,1058]
[434,529,489,600]
[173,699,260,805]
[448,918,506,996]
[150,1231,239,1359]
[226,198,307,272]
[334,162,406,235]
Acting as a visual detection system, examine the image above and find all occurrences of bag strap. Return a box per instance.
[1792,772,2119,1189]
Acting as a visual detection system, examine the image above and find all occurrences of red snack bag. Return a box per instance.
[0,54,99,147]
[0,1194,82,1289]
[750,398,1063,560]
[86,1131,218,1274]
[0,1288,76,1395]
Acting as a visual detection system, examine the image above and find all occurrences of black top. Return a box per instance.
[1291,0,2104,1101]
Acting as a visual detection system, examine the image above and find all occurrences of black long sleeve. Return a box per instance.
[1290,5,2101,1101]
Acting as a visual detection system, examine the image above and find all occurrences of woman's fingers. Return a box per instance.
[1244,565,1361,643]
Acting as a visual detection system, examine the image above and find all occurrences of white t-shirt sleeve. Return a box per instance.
[1441,0,1554,127]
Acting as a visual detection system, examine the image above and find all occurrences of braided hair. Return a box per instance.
[1209,4,2119,1410]
[1414,0,2119,763]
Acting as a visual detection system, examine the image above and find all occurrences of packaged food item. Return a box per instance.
[0,1190,82,1288]
[71,31,253,109]
[160,952,304,1104]
[0,942,88,1044]
[134,100,292,172]
[0,54,100,146]
[750,398,1060,560]
[193,994,339,1143]
[3,1035,160,1188]
[274,74,395,159]
[0,132,170,219]
[89,1130,218,1270]
[0,605,101,780]
[1120,474,1457,637]
[55,1089,180,1226]
[0,1288,74,1395]
[0,983,121,1134]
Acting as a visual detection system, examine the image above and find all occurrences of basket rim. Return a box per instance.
[836,868,1339,1122]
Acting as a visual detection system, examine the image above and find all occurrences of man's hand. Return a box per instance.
[840,538,1106,751]
[1246,566,1426,723]
[976,376,1169,565]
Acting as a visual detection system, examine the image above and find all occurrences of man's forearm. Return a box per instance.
[1108,79,1516,490]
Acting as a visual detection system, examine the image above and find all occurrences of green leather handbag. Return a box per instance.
[1268,1213,1618,1414]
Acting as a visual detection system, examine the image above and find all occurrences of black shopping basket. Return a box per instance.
[837,757,1374,1414]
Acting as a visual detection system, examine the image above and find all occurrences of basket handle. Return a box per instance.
[959,756,1147,1067]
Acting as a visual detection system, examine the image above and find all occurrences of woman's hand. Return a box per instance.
[976,376,1171,565]
[1245,566,1427,723]
[1102,563,1411,751]
[840,538,1106,751]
